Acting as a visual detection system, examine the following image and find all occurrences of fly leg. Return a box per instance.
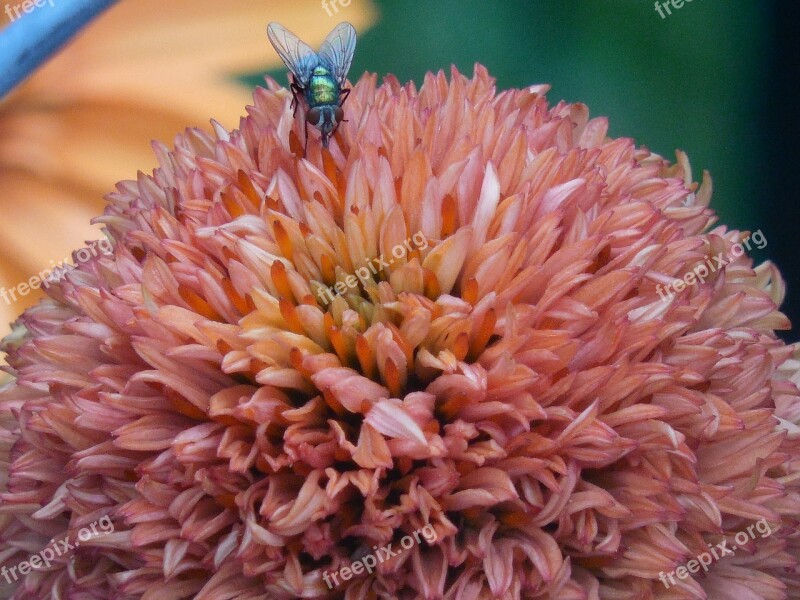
[290,80,304,117]
[338,89,351,124]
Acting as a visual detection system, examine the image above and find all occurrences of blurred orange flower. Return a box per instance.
[0,0,376,339]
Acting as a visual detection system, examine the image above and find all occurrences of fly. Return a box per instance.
[267,21,357,151]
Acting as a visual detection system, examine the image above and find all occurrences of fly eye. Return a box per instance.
[307,107,322,123]
[334,107,344,122]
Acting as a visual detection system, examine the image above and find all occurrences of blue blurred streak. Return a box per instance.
[0,0,117,99]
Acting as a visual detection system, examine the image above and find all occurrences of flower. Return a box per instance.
[1,65,799,599]
[0,0,377,339]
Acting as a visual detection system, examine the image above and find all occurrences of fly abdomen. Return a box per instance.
[308,70,339,106]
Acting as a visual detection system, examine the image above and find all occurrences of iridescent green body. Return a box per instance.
[306,66,339,107]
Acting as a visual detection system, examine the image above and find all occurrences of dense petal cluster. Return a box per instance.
[0,0,320,334]
[1,66,799,599]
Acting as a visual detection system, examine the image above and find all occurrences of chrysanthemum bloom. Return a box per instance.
[1,65,799,599]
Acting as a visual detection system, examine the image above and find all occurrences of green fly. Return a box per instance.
[267,21,357,150]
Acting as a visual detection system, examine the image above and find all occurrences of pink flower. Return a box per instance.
[1,66,798,599]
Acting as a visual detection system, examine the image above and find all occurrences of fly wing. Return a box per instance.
[267,22,319,87]
[318,22,357,87]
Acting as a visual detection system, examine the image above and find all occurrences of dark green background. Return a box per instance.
[249,0,799,339]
